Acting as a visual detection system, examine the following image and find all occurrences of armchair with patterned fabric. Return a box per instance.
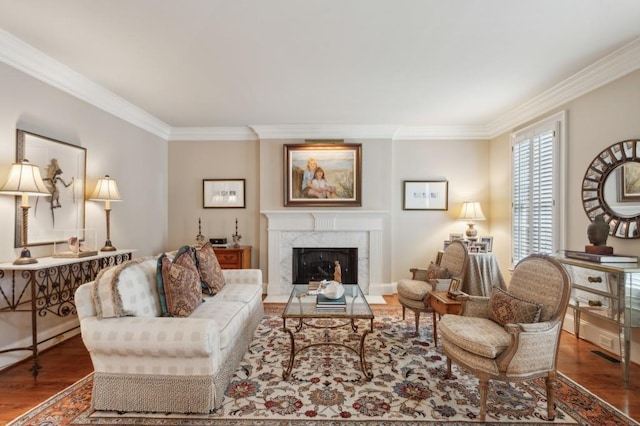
[438,254,571,422]
[396,240,469,335]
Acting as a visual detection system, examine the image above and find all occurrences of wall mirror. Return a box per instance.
[582,139,640,239]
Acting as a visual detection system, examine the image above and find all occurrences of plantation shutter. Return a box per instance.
[512,123,559,265]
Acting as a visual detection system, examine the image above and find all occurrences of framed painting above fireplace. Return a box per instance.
[284,143,362,207]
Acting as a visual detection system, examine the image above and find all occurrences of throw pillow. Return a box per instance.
[159,252,202,317]
[426,262,452,280]
[487,286,542,326]
[195,242,226,295]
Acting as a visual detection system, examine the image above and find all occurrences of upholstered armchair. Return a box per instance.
[396,240,469,335]
[439,254,570,422]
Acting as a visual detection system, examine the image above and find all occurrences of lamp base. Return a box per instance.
[465,223,478,241]
[101,240,117,252]
[14,248,38,265]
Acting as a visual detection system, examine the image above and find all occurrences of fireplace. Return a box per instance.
[262,210,388,296]
[292,247,358,284]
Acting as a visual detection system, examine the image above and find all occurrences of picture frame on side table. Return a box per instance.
[449,233,463,241]
[473,242,488,253]
[480,236,493,252]
[403,180,448,210]
[15,129,87,248]
[284,143,362,207]
[203,179,246,208]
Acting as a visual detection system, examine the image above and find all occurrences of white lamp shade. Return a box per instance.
[458,201,486,221]
[90,175,122,201]
[0,160,50,196]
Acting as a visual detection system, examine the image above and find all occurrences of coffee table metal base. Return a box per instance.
[282,317,374,380]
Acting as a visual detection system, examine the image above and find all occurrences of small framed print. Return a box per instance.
[469,245,480,253]
[443,240,451,250]
[449,233,463,241]
[480,236,493,252]
[448,277,461,293]
[203,179,246,208]
[403,180,448,210]
[473,242,488,253]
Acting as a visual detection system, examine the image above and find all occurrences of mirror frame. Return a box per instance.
[582,139,640,239]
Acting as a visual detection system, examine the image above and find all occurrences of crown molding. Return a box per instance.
[393,125,490,140]
[487,36,640,138]
[250,124,400,140]
[169,126,258,141]
[0,29,171,140]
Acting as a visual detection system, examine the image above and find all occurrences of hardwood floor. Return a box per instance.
[0,296,638,424]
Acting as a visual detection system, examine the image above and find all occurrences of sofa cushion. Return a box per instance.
[190,299,248,349]
[487,286,542,326]
[195,242,226,295]
[93,257,160,320]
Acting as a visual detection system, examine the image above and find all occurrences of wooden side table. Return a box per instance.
[213,245,251,269]
[428,291,462,346]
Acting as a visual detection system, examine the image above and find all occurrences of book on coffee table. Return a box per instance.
[317,293,346,306]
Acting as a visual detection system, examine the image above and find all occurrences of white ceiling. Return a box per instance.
[1,0,640,140]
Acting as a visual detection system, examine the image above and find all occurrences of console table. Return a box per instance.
[0,249,134,377]
[554,254,640,386]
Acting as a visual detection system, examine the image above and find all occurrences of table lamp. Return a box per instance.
[458,201,485,241]
[0,160,51,264]
[89,175,122,251]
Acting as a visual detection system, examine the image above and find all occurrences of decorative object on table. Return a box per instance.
[209,237,229,248]
[458,201,486,241]
[321,280,345,299]
[14,130,87,248]
[586,214,613,254]
[480,235,493,251]
[402,180,448,210]
[194,217,206,248]
[0,159,50,264]
[89,175,122,252]
[52,230,98,258]
[203,179,245,208]
[284,143,362,207]
[333,260,342,283]
[231,218,242,248]
[447,277,463,299]
[581,139,640,239]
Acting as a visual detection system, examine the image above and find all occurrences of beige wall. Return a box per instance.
[0,62,168,368]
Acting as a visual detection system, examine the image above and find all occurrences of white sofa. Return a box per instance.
[75,256,264,414]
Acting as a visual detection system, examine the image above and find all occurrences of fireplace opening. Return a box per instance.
[292,247,358,284]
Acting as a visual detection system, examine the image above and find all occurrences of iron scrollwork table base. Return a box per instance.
[0,249,134,378]
[281,284,375,381]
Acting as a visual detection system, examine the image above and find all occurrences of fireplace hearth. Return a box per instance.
[292,247,358,284]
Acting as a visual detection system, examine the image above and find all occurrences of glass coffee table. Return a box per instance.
[281,283,375,380]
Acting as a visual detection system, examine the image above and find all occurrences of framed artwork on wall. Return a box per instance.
[284,143,362,207]
[15,129,87,248]
[403,180,448,210]
[203,179,246,208]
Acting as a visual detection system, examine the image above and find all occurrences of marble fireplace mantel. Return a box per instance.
[261,210,388,296]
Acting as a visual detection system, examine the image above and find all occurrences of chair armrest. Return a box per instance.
[461,296,490,318]
[409,268,429,281]
[497,321,563,374]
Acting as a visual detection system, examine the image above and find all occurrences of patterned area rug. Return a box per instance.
[9,309,638,426]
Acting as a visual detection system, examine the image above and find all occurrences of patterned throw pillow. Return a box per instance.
[488,286,542,326]
[157,246,202,317]
[195,242,226,295]
[426,262,452,280]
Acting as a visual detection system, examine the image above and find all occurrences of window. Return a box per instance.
[511,112,565,265]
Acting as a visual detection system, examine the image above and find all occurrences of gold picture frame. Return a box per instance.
[284,143,362,207]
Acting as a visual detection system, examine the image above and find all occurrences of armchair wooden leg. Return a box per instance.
[546,372,557,420]
[414,311,420,336]
[444,358,453,379]
[401,306,406,320]
[479,378,488,422]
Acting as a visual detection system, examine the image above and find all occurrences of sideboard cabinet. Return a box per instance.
[554,255,640,385]
[213,245,251,269]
